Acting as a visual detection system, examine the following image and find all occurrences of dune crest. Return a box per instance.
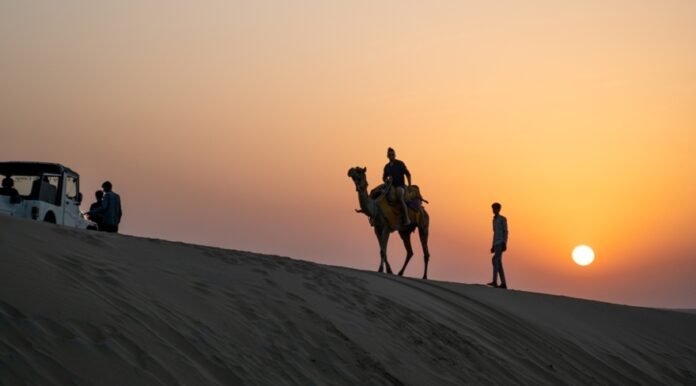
[1,216,695,385]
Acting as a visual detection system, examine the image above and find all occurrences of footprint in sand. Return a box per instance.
[0,301,27,320]
[190,280,213,295]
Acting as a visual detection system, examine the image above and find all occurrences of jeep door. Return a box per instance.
[36,173,63,223]
[62,173,82,227]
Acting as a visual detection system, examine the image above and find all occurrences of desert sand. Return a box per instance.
[1,215,695,385]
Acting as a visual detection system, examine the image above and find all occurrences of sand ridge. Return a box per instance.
[1,215,695,385]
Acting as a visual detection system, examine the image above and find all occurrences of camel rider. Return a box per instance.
[383,147,412,225]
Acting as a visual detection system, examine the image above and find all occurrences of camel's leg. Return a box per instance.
[397,230,414,276]
[379,227,393,274]
[375,227,393,274]
[419,225,430,280]
[374,227,384,272]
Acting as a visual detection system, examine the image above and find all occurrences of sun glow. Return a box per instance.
[572,245,595,266]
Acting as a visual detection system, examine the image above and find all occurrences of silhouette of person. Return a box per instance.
[88,181,122,233]
[383,147,412,225]
[88,190,105,230]
[0,176,19,197]
[488,202,508,289]
[31,175,58,204]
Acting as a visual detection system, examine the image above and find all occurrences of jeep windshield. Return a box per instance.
[0,163,63,204]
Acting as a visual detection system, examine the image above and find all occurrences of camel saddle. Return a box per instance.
[369,184,427,230]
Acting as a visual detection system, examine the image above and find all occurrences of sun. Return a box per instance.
[572,245,595,266]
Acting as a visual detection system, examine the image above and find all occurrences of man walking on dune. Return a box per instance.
[488,202,508,289]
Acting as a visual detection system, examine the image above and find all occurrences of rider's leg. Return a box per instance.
[398,187,410,224]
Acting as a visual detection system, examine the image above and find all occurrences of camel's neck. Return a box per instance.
[357,187,375,218]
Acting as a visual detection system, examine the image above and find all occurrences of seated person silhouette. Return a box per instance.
[0,176,20,197]
[31,176,59,204]
[383,147,412,225]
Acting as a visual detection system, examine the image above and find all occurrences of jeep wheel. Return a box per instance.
[43,211,56,224]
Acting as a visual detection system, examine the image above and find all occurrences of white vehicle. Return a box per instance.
[0,161,94,229]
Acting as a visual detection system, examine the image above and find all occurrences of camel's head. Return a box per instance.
[347,166,368,191]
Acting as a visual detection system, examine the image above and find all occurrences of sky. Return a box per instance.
[1,0,695,308]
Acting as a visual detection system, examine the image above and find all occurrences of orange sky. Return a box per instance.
[2,1,695,307]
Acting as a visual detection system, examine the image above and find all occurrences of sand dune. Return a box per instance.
[1,215,695,385]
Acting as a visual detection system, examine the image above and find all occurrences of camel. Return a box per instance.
[347,167,431,279]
